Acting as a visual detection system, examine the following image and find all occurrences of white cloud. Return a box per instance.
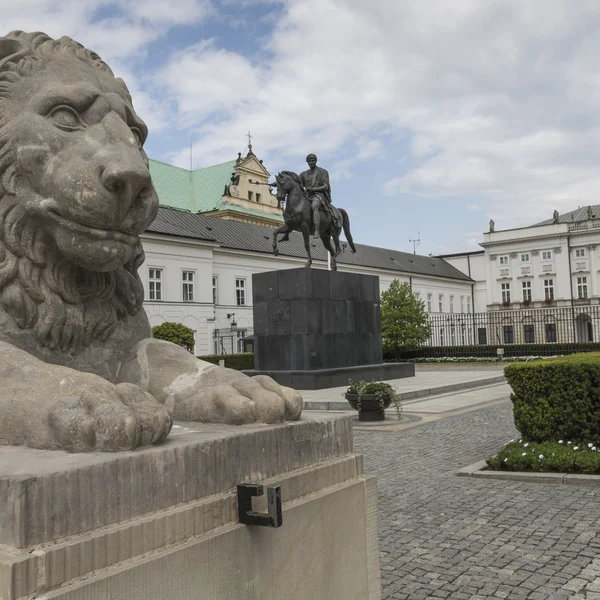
[123,0,213,26]
[466,204,481,211]
[410,135,438,159]
[158,0,600,228]
[356,138,383,161]
[0,1,211,137]
[8,1,600,232]
[0,1,211,63]
[159,41,262,127]
[433,231,483,255]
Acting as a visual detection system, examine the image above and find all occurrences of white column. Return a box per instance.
[588,245,596,298]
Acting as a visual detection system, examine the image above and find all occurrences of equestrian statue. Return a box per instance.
[269,154,356,270]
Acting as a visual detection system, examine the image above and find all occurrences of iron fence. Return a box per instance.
[213,327,253,355]
[423,305,600,357]
[213,307,600,358]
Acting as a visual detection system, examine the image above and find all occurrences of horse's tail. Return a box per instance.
[340,208,357,253]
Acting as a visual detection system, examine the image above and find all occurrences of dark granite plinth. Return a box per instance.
[244,362,414,391]
[250,268,414,389]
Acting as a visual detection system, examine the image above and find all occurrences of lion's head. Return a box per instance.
[0,31,158,351]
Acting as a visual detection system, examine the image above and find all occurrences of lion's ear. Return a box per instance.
[0,38,27,72]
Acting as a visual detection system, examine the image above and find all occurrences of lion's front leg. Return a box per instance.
[120,339,303,424]
[0,342,171,452]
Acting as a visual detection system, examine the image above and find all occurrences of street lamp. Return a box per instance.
[227,313,237,331]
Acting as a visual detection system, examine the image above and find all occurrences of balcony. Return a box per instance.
[568,220,600,231]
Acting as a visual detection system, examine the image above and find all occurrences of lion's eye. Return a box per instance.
[130,127,144,148]
[50,107,84,131]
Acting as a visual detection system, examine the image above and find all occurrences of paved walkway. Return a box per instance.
[301,369,505,410]
[354,394,600,599]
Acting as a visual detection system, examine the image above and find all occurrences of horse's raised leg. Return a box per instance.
[332,227,343,258]
[273,224,289,257]
[301,224,312,268]
[321,234,338,271]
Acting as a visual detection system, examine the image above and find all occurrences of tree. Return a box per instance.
[380,280,432,355]
[152,322,195,353]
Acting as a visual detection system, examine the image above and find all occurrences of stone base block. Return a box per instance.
[245,361,415,390]
[252,268,383,371]
[0,415,381,600]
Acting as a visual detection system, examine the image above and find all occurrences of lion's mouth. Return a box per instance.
[45,209,140,246]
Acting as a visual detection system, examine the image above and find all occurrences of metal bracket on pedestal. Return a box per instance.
[237,483,282,528]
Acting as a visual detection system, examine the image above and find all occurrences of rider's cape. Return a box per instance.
[299,167,342,227]
[299,167,332,204]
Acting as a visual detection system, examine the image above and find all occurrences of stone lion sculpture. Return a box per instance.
[0,31,302,452]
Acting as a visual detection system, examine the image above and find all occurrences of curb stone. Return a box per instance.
[457,460,600,486]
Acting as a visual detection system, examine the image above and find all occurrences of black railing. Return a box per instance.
[213,328,253,355]
[416,305,600,357]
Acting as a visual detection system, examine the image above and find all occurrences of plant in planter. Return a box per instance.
[344,380,402,422]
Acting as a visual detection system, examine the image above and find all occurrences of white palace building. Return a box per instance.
[442,206,600,346]
[143,146,600,353]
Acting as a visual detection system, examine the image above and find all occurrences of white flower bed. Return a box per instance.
[409,356,558,363]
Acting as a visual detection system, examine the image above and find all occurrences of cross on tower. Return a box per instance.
[246,131,254,156]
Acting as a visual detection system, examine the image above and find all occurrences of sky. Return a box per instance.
[5,0,600,256]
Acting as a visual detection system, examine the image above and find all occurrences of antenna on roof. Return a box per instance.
[189,140,192,171]
[409,231,420,255]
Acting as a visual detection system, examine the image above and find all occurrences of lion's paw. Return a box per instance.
[173,368,303,425]
[48,382,172,452]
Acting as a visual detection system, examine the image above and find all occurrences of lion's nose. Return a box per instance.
[101,164,152,223]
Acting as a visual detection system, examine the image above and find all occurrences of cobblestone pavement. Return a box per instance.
[354,401,600,600]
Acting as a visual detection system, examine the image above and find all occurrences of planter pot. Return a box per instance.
[345,393,391,421]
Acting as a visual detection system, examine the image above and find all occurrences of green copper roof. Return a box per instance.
[148,160,192,211]
[192,160,237,212]
[149,158,236,213]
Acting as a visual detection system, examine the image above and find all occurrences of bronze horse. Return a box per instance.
[273,171,356,270]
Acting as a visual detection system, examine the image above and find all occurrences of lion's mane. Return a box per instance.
[0,31,145,351]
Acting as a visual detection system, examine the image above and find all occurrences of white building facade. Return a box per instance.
[442,206,600,346]
[141,208,474,355]
[145,142,600,352]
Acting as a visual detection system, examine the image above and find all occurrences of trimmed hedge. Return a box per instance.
[388,342,600,360]
[505,353,600,443]
[197,353,254,370]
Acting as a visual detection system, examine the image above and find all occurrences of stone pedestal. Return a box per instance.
[0,415,381,600]
[246,267,414,389]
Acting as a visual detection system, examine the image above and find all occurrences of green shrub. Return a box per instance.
[197,353,254,370]
[487,440,600,473]
[505,353,600,443]
[346,380,396,396]
[152,322,195,351]
[345,380,402,420]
